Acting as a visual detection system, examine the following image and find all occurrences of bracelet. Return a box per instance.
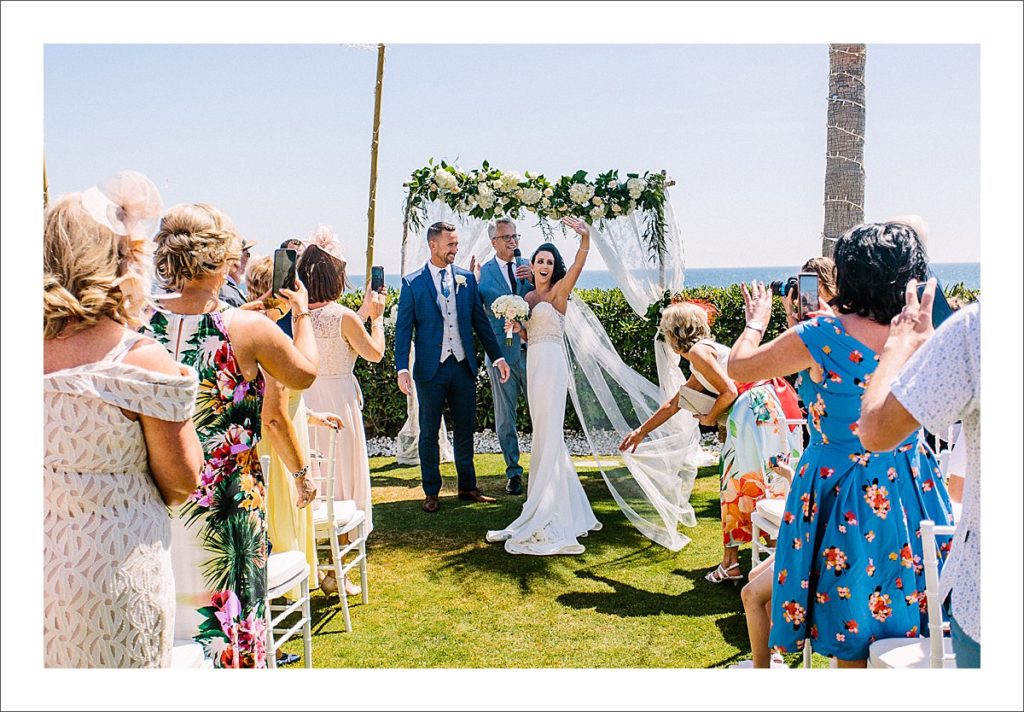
[745,320,765,334]
[291,464,309,480]
[293,311,310,323]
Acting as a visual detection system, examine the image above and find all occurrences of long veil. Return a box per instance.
[564,297,700,551]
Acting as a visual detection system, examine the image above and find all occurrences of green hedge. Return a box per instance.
[340,283,979,437]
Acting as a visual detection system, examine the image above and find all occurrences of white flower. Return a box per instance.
[611,203,622,214]
[569,183,595,205]
[589,205,606,220]
[592,196,604,206]
[543,187,554,197]
[628,199,637,211]
[609,180,618,189]
[454,274,467,291]
[520,187,542,205]
[491,294,529,320]
[627,177,645,199]
[475,171,487,181]
[490,179,502,189]
[500,171,522,190]
[434,168,459,191]
[477,184,495,209]
[540,198,551,209]
[494,205,504,216]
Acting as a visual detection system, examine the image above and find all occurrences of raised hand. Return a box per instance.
[279,278,309,314]
[884,278,936,355]
[741,280,773,327]
[561,216,590,239]
[470,255,481,282]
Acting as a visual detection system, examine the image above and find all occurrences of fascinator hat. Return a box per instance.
[306,225,347,269]
[80,170,163,320]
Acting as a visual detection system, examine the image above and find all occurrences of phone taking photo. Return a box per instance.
[917,277,954,329]
[272,248,297,296]
[797,272,819,320]
[370,265,385,292]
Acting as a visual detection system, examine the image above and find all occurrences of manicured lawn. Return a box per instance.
[279,453,829,668]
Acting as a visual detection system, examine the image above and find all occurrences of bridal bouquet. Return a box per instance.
[491,295,530,345]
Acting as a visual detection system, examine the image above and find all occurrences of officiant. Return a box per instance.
[477,218,534,495]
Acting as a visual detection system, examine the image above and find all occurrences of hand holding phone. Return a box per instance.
[797,272,819,320]
[370,265,385,293]
[917,277,954,328]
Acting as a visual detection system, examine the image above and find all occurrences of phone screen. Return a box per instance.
[797,272,819,319]
[272,249,297,296]
[371,265,385,292]
[918,279,954,328]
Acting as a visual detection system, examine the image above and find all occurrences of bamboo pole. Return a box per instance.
[43,154,49,209]
[364,43,386,286]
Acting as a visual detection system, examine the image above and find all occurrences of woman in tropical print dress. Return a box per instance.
[149,204,319,668]
[728,222,953,667]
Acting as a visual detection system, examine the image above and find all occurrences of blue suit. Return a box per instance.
[394,262,504,496]
[477,257,533,480]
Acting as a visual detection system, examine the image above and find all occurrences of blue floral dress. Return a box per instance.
[769,316,954,660]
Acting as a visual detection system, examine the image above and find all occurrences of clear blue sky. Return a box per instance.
[44,43,979,273]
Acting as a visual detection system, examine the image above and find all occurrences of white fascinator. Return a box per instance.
[308,225,347,268]
[80,170,163,320]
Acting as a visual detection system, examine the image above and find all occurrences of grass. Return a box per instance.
[278,453,830,668]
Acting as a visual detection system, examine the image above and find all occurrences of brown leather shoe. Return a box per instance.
[422,495,440,513]
[457,488,496,503]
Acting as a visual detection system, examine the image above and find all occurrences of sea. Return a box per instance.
[349,262,979,292]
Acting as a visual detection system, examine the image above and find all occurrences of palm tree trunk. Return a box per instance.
[822,44,866,258]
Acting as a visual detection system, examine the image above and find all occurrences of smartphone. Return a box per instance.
[370,265,385,292]
[768,453,790,468]
[797,272,819,320]
[272,248,297,296]
[918,278,954,328]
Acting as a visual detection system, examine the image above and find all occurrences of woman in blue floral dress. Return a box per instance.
[727,222,953,666]
[149,204,320,668]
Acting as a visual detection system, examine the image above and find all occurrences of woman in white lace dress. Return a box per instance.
[43,175,204,667]
[486,217,601,555]
[298,227,386,595]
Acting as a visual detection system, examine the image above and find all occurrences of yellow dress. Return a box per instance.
[259,389,318,597]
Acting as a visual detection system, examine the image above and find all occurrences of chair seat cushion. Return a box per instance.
[312,499,359,526]
[171,639,206,669]
[868,637,954,668]
[755,498,785,526]
[267,551,309,591]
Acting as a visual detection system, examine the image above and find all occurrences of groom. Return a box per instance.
[477,217,533,495]
[395,221,511,513]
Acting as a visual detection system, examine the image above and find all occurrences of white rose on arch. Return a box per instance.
[611,203,622,214]
[592,196,604,206]
[543,187,554,198]
[627,177,645,199]
[589,205,606,220]
[520,187,542,205]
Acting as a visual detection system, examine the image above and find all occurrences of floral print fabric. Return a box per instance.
[146,307,268,668]
[769,316,954,660]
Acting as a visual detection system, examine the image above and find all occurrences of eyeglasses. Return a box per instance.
[493,234,519,243]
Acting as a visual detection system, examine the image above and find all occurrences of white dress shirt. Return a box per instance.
[495,256,516,293]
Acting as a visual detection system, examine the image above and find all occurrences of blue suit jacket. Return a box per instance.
[477,257,534,365]
[394,263,505,382]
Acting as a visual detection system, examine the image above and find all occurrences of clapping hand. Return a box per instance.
[741,280,773,327]
[469,255,482,282]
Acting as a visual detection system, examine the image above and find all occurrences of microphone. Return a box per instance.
[512,247,522,283]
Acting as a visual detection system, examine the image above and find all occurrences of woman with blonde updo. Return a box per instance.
[145,203,319,669]
[620,301,803,584]
[43,171,204,667]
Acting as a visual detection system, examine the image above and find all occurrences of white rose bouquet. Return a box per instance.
[491,295,530,345]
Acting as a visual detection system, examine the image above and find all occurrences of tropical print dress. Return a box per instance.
[146,306,268,669]
[769,316,954,660]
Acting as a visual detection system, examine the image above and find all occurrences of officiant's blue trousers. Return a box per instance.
[416,357,478,496]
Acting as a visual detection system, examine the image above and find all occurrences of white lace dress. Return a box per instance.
[43,335,197,667]
[486,302,601,555]
[303,302,374,534]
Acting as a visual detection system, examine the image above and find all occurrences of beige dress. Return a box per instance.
[258,389,318,595]
[43,333,197,667]
[304,302,373,534]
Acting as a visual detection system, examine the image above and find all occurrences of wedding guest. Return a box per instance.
[619,301,803,584]
[728,222,954,668]
[43,172,204,667]
[477,217,534,495]
[218,236,256,307]
[859,284,980,668]
[148,203,319,668]
[276,238,306,338]
[245,256,339,603]
[299,226,386,597]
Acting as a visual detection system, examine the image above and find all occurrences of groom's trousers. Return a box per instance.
[487,352,528,480]
[416,357,478,496]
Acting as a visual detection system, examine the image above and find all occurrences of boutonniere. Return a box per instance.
[454,274,467,292]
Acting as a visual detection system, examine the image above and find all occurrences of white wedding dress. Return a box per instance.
[486,301,602,555]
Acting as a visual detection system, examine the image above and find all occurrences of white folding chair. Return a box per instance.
[750,499,784,567]
[867,520,957,668]
[260,454,314,669]
[310,426,369,633]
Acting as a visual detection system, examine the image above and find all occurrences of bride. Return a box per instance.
[485,217,602,555]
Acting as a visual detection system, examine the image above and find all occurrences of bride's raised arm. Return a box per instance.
[556,216,591,297]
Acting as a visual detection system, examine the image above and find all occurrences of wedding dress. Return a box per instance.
[485,301,602,555]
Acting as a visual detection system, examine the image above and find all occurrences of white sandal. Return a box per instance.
[705,562,743,585]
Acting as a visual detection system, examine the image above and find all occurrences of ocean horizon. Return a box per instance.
[350,262,980,292]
